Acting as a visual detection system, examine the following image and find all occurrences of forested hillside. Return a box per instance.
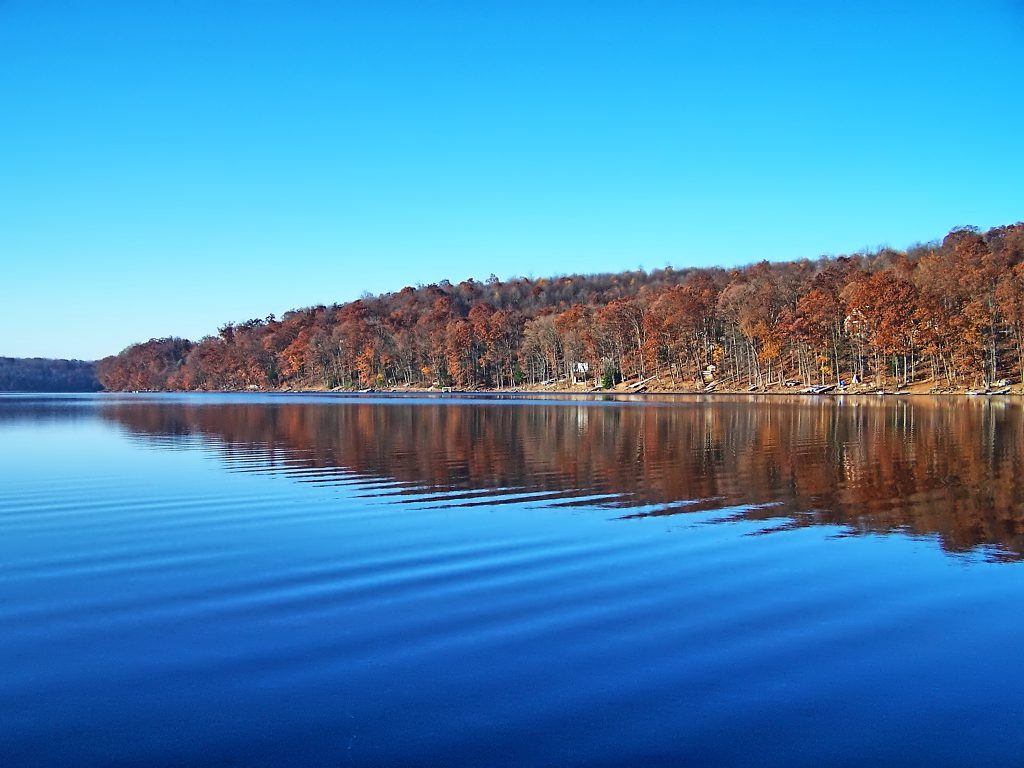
[98,223,1024,392]
[0,358,100,392]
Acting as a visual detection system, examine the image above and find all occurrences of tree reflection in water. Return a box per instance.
[101,395,1024,561]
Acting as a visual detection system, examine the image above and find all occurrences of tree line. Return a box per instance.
[0,357,100,392]
[98,222,1024,392]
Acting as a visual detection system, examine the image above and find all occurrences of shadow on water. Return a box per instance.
[85,394,1024,561]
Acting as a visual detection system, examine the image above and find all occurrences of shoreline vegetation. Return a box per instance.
[99,222,1024,396]
[285,381,1024,397]
[0,357,100,392]
[115,381,1022,397]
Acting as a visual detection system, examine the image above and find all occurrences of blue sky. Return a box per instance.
[1,1,1022,359]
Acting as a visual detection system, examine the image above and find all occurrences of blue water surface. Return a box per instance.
[1,393,1023,766]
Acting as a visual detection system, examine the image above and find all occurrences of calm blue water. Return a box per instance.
[2,393,1024,766]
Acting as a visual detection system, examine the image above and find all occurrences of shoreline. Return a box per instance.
[104,383,1024,398]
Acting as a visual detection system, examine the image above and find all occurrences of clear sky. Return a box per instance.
[1,1,1022,360]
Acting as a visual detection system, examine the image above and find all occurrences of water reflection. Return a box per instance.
[91,395,1024,560]
[5,394,1024,767]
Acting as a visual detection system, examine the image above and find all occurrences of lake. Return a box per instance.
[2,393,1024,766]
